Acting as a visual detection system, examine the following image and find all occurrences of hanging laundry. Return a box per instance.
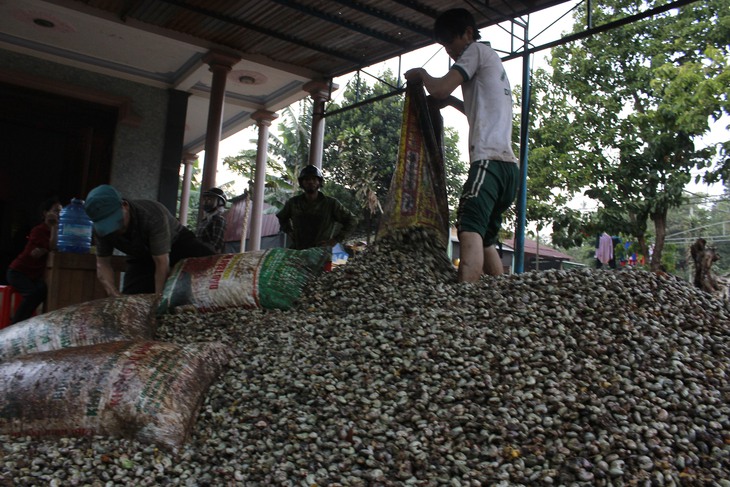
[596,232,614,265]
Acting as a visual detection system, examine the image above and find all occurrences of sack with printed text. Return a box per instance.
[157,248,329,314]
[0,294,158,362]
[378,82,450,248]
[0,340,230,451]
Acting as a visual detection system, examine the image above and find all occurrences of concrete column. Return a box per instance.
[178,152,198,226]
[159,89,190,213]
[248,110,279,251]
[200,51,240,194]
[303,79,337,169]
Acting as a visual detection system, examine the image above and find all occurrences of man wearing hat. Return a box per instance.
[84,184,213,296]
[196,187,227,254]
[277,165,356,250]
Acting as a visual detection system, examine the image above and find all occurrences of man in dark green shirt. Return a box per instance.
[277,165,356,250]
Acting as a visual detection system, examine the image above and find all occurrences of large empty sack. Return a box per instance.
[378,83,450,249]
[0,340,230,451]
[157,248,329,314]
[0,294,158,362]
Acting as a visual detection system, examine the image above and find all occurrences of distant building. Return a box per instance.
[449,229,575,273]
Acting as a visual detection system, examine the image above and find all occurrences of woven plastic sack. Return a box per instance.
[157,248,329,314]
[378,83,450,248]
[0,294,158,362]
[0,340,230,451]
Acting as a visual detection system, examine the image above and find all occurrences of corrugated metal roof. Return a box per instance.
[77,0,571,78]
[2,0,577,152]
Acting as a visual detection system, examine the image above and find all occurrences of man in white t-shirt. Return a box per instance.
[405,8,519,282]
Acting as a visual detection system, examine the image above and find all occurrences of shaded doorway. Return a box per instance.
[0,82,116,284]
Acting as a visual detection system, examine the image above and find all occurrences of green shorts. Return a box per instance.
[456,160,519,247]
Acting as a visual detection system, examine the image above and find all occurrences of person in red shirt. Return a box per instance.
[6,198,62,324]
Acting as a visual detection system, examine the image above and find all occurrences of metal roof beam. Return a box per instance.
[502,0,703,61]
[388,0,440,20]
[270,0,411,47]
[330,0,433,38]
[157,0,363,64]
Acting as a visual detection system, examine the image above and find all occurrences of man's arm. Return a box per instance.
[28,225,54,259]
[199,215,226,253]
[96,256,121,297]
[209,215,226,253]
[442,95,465,114]
[276,201,293,235]
[48,224,58,251]
[329,200,356,245]
[427,94,465,115]
[152,253,170,295]
[405,68,464,101]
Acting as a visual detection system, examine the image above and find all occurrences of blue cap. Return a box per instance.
[85,185,124,237]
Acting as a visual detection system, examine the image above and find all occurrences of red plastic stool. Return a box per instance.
[0,285,24,329]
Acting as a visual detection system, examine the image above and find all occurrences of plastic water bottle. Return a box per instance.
[57,198,93,254]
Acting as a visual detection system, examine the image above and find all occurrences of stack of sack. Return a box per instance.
[0,294,230,451]
[0,246,329,451]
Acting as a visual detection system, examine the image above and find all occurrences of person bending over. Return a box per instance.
[84,184,213,296]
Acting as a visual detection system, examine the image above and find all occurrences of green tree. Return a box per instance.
[221,102,314,213]
[325,124,380,238]
[707,191,730,276]
[517,69,594,248]
[528,0,729,271]
[270,102,313,181]
[324,70,404,204]
[221,147,292,211]
[443,127,468,223]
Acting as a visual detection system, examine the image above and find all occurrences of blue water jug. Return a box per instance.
[57,198,93,254]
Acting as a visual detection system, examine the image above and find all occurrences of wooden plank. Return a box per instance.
[45,253,127,311]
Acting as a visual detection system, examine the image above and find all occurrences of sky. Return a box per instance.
[209,1,727,205]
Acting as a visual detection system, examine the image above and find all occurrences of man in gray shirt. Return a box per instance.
[85,184,213,295]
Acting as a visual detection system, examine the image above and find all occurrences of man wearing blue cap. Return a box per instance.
[84,184,213,296]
